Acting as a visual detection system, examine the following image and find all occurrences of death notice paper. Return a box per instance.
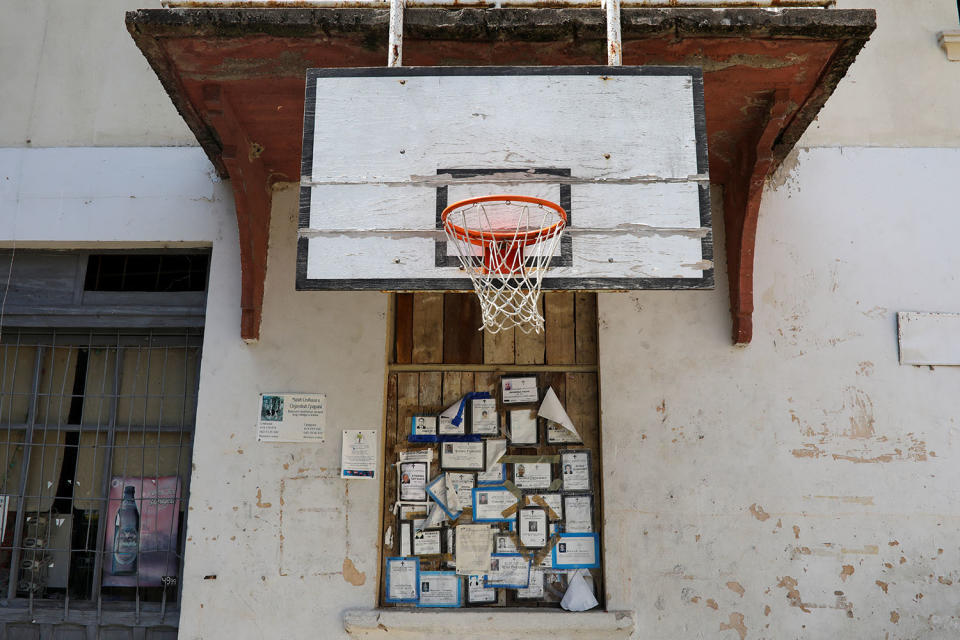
[455,524,492,575]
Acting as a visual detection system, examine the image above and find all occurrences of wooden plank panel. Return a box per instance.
[394,293,414,364]
[418,371,443,411]
[443,294,483,364]
[442,370,463,408]
[565,372,602,604]
[460,372,475,397]
[484,327,516,365]
[396,373,420,447]
[542,372,566,407]
[544,292,576,365]
[307,72,700,182]
[515,297,545,365]
[574,293,598,365]
[303,232,707,283]
[379,373,399,607]
[474,371,499,395]
[412,293,444,364]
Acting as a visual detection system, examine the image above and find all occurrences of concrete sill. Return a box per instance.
[940,30,960,61]
[344,608,635,638]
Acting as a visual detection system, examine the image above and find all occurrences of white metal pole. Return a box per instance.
[388,0,405,67]
[605,0,622,66]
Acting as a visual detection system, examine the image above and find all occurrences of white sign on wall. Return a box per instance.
[256,393,326,443]
[341,430,378,480]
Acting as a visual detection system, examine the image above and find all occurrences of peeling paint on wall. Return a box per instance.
[719,612,747,640]
[342,557,366,586]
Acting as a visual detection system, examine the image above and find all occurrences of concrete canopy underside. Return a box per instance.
[125,7,875,343]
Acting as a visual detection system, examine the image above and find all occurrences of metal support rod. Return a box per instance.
[91,346,122,621]
[7,346,43,602]
[388,0,405,67]
[605,0,622,66]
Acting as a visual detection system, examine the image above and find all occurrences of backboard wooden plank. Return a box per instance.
[297,66,712,292]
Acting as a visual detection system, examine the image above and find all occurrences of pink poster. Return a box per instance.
[102,476,182,587]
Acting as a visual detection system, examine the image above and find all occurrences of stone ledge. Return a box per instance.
[939,30,960,61]
[343,608,635,638]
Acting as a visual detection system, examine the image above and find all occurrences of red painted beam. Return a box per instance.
[127,8,875,344]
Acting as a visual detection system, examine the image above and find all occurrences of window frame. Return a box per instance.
[0,329,201,620]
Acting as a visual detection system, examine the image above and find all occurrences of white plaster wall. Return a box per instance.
[0,0,194,147]
[176,184,387,640]
[798,0,960,147]
[0,148,389,638]
[600,146,960,638]
[4,1,960,149]
[4,1,960,638]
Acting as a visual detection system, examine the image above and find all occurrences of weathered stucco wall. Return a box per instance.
[803,0,960,147]
[0,0,194,147]
[4,0,960,638]
[176,185,387,639]
[600,146,960,638]
[3,1,959,149]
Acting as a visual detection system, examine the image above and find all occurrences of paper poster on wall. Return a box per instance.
[341,430,377,479]
[257,393,326,443]
[102,476,182,587]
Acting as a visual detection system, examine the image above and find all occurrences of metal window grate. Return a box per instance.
[0,329,201,623]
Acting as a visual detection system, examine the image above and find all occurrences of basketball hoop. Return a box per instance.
[442,195,567,334]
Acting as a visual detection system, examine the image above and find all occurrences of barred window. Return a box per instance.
[0,331,200,613]
[0,250,206,637]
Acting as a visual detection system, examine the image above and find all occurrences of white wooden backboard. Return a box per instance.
[297,66,711,291]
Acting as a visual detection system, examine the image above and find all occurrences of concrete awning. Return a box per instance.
[126,7,875,343]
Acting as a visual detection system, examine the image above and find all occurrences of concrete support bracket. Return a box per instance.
[202,83,270,342]
[724,89,794,345]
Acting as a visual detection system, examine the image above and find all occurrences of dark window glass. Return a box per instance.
[84,255,209,292]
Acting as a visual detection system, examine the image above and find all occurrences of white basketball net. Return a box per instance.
[443,197,566,334]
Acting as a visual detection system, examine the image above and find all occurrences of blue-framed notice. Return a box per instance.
[425,473,462,521]
[472,485,518,523]
[416,571,463,607]
[551,532,601,569]
[384,557,420,603]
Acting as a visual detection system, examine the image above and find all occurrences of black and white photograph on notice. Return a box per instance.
[413,528,442,556]
[411,414,438,438]
[467,574,497,604]
[500,375,539,404]
[512,462,552,490]
[440,441,486,471]
[560,449,592,493]
[470,397,500,436]
[398,461,429,501]
[519,508,548,548]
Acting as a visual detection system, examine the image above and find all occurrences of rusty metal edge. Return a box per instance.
[125,18,230,178]
[124,7,876,178]
[770,30,874,172]
[126,7,875,39]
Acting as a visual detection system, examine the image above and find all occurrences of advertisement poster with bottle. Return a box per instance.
[102,476,181,587]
